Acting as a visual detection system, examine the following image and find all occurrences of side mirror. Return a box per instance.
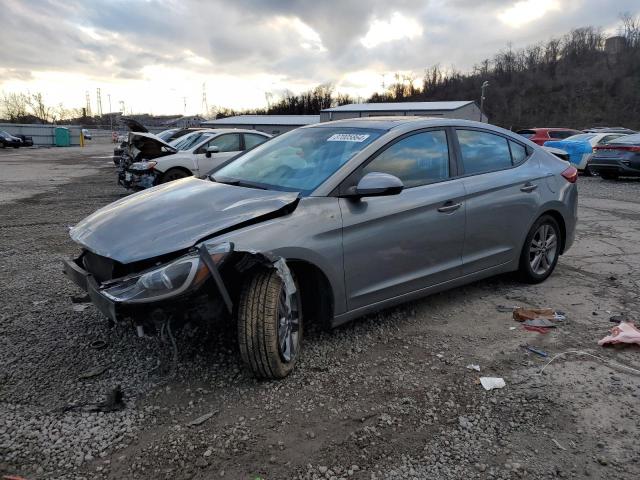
[346,172,404,198]
[205,145,220,158]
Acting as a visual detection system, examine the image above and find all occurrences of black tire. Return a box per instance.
[160,168,191,183]
[518,215,561,284]
[237,268,302,379]
[600,172,619,180]
[582,165,593,177]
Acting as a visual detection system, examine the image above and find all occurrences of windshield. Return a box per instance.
[157,129,178,141]
[0,130,10,138]
[213,127,383,194]
[171,131,214,151]
[608,133,640,144]
[563,134,595,142]
[517,130,535,138]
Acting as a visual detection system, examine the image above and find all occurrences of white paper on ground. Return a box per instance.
[480,377,506,391]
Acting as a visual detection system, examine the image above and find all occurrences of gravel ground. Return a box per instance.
[1,147,639,480]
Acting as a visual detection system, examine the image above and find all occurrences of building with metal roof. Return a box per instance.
[320,101,487,123]
[201,115,320,135]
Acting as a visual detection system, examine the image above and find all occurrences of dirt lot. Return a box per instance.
[1,146,639,480]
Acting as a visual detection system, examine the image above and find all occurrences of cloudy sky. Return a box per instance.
[1,0,638,115]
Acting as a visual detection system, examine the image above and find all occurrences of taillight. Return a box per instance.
[561,166,578,183]
[594,145,640,152]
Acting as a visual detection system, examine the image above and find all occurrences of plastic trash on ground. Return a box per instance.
[598,321,640,346]
[480,377,506,390]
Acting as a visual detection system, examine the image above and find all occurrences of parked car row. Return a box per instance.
[517,126,639,179]
[114,119,271,190]
[0,130,33,148]
[66,117,578,379]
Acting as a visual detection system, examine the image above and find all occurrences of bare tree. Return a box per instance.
[1,92,29,121]
[26,92,52,123]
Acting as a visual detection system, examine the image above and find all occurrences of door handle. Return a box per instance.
[437,201,462,213]
[520,183,538,193]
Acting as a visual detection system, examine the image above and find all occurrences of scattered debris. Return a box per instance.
[72,303,90,312]
[521,345,548,357]
[3,475,29,480]
[598,321,640,347]
[513,307,565,322]
[187,410,219,427]
[78,364,110,380]
[552,438,567,451]
[523,318,557,328]
[71,294,91,303]
[32,300,47,306]
[609,314,629,323]
[62,385,125,413]
[480,377,506,391]
[466,364,481,371]
[538,351,640,376]
[509,326,517,331]
[89,339,107,350]
[523,325,550,334]
[496,304,518,313]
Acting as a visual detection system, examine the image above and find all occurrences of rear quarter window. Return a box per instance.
[457,129,513,175]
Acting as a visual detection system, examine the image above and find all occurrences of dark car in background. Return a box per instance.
[589,133,640,179]
[0,130,23,148]
[517,128,583,146]
[14,134,34,147]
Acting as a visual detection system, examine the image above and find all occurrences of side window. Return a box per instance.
[598,135,620,145]
[208,134,240,153]
[549,131,572,139]
[244,133,268,150]
[457,129,512,174]
[361,130,449,188]
[509,140,528,165]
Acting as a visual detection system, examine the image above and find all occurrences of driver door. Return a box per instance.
[195,133,242,174]
[339,129,466,311]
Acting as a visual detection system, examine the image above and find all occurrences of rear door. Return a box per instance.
[243,133,269,151]
[455,128,542,274]
[340,129,466,310]
[195,133,242,174]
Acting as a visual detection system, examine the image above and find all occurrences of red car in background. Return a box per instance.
[516,128,583,146]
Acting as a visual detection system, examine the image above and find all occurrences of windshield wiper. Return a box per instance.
[213,177,268,190]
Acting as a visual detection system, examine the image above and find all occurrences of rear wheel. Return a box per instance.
[161,168,191,183]
[600,172,619,180]
[518,215,561,284]
[582,165,594,176]
[237,269,302,379]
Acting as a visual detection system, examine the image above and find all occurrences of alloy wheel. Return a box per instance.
[529,223,558,275]
[277,288,300,363]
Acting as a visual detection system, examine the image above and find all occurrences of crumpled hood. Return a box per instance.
[70,178,299,264]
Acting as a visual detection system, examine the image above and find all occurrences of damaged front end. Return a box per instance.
[63,242,297,340]
[117,132,177,190]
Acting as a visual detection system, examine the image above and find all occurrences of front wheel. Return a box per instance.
[237,269,302,379]
[518,215,561,284]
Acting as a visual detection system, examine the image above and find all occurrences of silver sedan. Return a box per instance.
[64,117,578,379]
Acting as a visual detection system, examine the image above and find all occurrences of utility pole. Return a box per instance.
[201,83,208,116]
[479,81,489,122]
[107,94,113,132]
[85,91,92,117]
[119,100,125,114]
[96,88,103,117]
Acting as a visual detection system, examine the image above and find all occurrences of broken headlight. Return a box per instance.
[129,161,157,172]
[101,243,232,303]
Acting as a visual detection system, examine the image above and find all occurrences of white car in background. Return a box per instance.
[544,132,630,174]
[123,129,271,189]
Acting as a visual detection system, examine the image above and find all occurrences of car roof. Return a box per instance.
[306,116,502,132]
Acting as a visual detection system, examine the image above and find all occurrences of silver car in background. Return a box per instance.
[64,117,578,379]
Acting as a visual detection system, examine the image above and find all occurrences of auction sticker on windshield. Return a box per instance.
[327,133,370,142]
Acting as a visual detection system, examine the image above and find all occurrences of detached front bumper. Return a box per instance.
[63,258,118,321]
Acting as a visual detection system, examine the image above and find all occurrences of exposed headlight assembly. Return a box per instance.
[129,161,157,172]
[101,242,232,303]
